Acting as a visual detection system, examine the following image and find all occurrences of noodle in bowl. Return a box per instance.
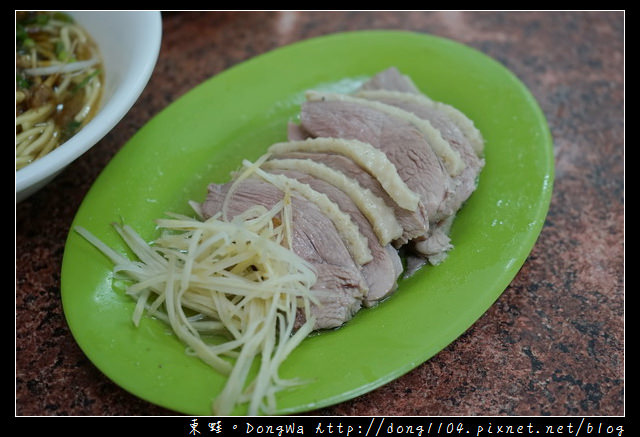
[15,11,162,202]
[16,12,105,171]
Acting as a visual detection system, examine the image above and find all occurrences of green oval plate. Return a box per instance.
[61,30,553,416]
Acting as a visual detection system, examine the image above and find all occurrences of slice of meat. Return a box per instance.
[357,67,485,155]
[359,66,422,94]
[305,91,465,177]
[251,165,372,266]
[200,178,367,330]
[269,137,421,212]
[355,90,485,220]
[356,89,484,155]
[264,167,403,306]
[270,151,428,247]
[287,121,310,141]
[263,157,403,246]
[298,98,456,226]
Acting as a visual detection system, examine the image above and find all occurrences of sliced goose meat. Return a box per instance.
[269,137,421,212]
[297,99,456,226]
[355,90,484,219]
[305,91,465,177]
[357,69,485,264]
[287,121,311,141]
[270,151,428,247]
[263,157,403,246]
[359,66,422,94]
[193,67,485,327]
[356,89,484,155]
[357,67,484,155]
[200,178,367,330]
[264,167,403,306]
[250,164,372,266]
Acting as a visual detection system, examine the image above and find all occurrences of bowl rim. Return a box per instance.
[15,11,163,200]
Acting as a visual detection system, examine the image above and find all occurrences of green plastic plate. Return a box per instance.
[61,30,553,416]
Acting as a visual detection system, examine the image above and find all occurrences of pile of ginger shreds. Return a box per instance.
[76,170,318,415]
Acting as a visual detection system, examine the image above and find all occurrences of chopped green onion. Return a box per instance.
[16,23,27,41]
[58,50,72,61]
[20,12,50,26]
[22,37,35,50]
[55,41,71,61]
[52,12,74,23]
[35,13,49,25]
[16,73,31,89]
[62,120,82,140]
[72,69,101,94]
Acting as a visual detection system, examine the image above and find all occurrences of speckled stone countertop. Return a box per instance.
[16,11,624,417]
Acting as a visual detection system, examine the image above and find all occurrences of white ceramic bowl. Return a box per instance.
[16,11,162,202]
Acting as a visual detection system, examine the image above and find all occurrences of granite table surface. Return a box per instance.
[15,11,624,417]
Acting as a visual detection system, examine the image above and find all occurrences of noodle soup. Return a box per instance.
[16,11,104,171]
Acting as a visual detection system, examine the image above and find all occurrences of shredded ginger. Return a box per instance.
[75,197,318,416]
